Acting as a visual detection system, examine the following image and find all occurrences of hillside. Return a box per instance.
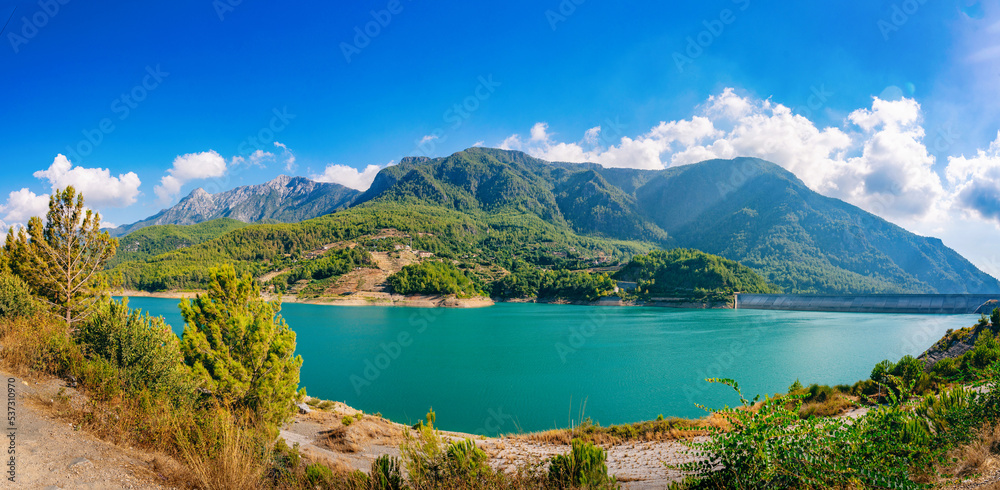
[614,248,780,302]
[107,218,251,268]
[107,148,1000,295]
[108,175,359,236]
[111,203,652,292]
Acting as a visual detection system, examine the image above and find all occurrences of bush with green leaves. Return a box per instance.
[0,270,38,319]
[179,265,302,427]
[304,462,334,486]
[77,298,192,398]
[675,373,1000,489]
[370,455,404,490]
[547,438,615,489]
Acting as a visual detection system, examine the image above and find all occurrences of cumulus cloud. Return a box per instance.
[0,188,50,227]
[311,162,390,191]
[496,88,966,221]
[33,155,141,208]
[154,151,228,203]
[947,132,1000,222]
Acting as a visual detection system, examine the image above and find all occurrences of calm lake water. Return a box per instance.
[121,297,973,435]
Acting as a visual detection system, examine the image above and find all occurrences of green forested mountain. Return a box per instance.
[108,147,1000,294]
[615,249,780,301]
[108,218,250,269]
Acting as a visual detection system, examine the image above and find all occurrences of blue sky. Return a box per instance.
[2,0,1000,275]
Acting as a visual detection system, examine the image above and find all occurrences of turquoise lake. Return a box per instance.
[121,297,974,436]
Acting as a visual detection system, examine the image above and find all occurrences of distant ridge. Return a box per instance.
[106,147,1000,295]
[108,175,359,237]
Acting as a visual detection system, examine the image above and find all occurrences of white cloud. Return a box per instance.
[154,151,228,203]
[530,122,550,142]
[946,131,1000,223]
[497,89,957,221]
[274,142,297,172]
[32,154,141,208]
[249,150,274,167]
[0,188,50,228]
[419,134,439,145]
[311,162,390,191]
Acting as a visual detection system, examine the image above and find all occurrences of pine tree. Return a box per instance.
[179,264,302,426]
[5,187,117,327]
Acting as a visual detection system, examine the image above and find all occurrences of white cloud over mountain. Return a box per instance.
[499,87,992,226]
[311,163,388,191]
[154,150,228,203]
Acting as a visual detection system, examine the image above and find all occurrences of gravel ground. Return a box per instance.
[0,369,177,489]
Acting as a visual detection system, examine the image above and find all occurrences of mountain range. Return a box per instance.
[108,175,358,237]
[111,147,1000,294]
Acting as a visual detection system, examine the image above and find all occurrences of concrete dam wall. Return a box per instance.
[735,294,1000,314]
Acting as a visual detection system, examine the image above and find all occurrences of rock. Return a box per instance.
[68,457,92,469]
[296,402,313,414]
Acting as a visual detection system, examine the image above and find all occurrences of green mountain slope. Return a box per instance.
[631,158,998,294]
[614,248,781,302]
[108,218,251,269]
[111,203,652,291]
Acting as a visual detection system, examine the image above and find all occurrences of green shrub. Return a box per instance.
[0,271,38,319]
[548,438,614,488]
[445,439,488,479]
[387,261,482,297]
[992,307,1000,330]
[78,298,192,398]
[342,415,354,426]
[304,462,334,486]
[179,265,302,428]
[370,455,403,490]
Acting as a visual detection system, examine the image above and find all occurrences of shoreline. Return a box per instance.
[117,289,731,309]
[117,289,495,308]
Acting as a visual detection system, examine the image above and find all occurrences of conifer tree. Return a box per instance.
[5,187,117,327]
[179,264,302,426]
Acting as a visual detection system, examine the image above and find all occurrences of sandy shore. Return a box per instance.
[283,398,697,488]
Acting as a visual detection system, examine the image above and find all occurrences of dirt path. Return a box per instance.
[0,369,177,489]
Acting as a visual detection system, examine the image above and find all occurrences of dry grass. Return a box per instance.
[798,395,856,418]
[937,423,1000,486]
[176,407,270,490]
[0,312,80,376]
[520,413,729,446]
